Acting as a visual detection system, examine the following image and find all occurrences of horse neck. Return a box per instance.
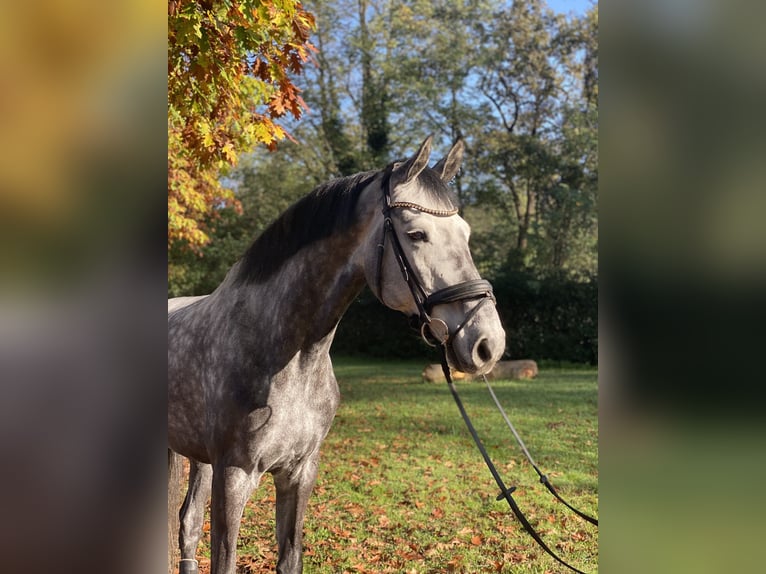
[213,184,380,363]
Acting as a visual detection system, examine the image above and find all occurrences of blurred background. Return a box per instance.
[0,1,166,573]
[600,1,766,572]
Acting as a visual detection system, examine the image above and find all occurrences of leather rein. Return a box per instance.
[375,167,597,573]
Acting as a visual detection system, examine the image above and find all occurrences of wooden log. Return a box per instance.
[486,360,538,380]
[421,363,471,383]
[421,360,539,382]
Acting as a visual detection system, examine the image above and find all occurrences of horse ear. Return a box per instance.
[432,139,465,182]
[394,135,433,184]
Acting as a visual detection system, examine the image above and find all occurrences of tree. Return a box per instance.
[380,0,493,207]
[533,5,598,276]
[307,0,361,176]
[473,0,561,250]
[168,0,316,249]
[468,1,597,277]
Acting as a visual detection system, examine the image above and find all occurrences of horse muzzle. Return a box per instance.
[444,303,505,375]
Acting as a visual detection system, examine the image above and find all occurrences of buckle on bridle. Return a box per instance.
[420,318,449,347]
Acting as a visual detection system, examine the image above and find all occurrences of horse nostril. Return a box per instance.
[476,338,492,363]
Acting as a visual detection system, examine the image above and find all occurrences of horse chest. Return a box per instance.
[220,369,340,472]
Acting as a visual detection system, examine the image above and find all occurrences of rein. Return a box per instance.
[439,353,592,574]
[376,167,597,573]
[482,377,599,527]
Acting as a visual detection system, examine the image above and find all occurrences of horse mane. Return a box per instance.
[235,164,459,285]
[236,169,379,285]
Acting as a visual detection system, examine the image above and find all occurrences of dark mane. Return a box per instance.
[236,169,380,284]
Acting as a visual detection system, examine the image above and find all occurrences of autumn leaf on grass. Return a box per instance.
[470,534,483,546]
[430,507,444,519]
[571,530,588,541]
[447,556,464,571]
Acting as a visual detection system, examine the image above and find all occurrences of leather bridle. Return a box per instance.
[375,166,496,349]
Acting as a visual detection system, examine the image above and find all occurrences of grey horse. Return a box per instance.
[167,136,506,574]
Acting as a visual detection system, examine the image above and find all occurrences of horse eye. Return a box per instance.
[407,230,428,242]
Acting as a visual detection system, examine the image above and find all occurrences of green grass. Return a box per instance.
[197,357,598,573]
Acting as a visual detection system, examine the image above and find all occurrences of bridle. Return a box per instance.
[375,166,496,349]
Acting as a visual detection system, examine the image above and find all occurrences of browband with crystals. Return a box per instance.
[388,201,459,217]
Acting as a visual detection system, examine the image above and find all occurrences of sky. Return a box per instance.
[546,0,595,16]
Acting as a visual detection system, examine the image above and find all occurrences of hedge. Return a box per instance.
[333,272,597,365]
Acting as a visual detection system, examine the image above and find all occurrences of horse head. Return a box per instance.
[364,136,506,375]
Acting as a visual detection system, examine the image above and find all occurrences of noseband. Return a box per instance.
[375,168,496,347]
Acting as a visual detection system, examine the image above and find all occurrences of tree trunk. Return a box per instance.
[359,0,388,165]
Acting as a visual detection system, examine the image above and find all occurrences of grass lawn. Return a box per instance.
[194,356,598,573]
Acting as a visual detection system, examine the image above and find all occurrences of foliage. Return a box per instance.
[493,270,598,364]
[468,0,598,275]
[168,0,316,249]
[168,147,315,297]
[186,357,598,573]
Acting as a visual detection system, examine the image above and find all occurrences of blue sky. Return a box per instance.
[546,0,595,16]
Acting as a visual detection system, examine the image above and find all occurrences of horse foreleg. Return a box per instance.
[168,450,183,574]
[209,464,253,574]
[273,455,320,574]
[178,460,213,574]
